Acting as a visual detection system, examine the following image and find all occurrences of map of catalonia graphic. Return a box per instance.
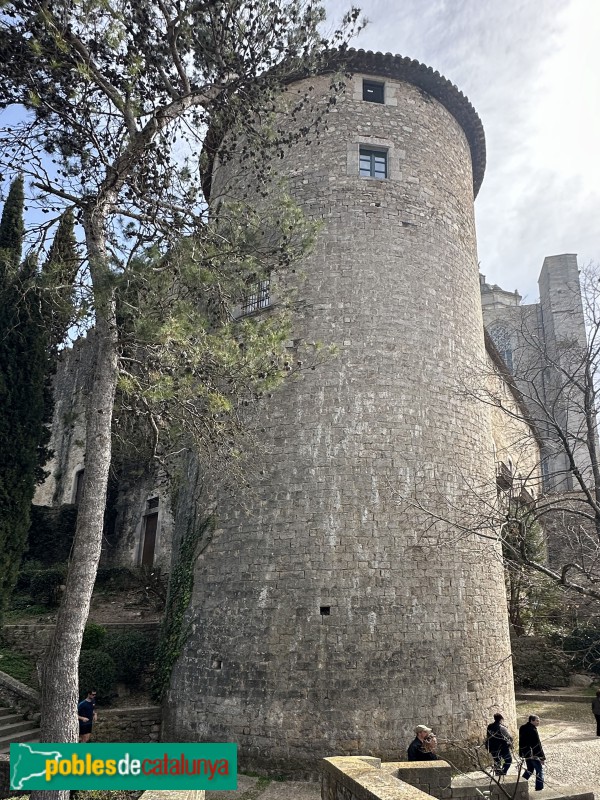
[11,743,62,790]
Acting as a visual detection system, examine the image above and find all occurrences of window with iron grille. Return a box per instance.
[241,278,270,315]
[363,80,384,103]
[359,147,388,179]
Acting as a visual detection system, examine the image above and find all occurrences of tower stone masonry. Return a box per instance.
[162,51,516,772]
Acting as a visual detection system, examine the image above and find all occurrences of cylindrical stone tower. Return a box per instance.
[163,50,515,773]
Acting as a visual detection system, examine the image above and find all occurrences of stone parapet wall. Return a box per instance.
[322,756,434,800]
[93,706,162,743]
[383,762,452,799]
[0,671,39,717]
[2,622,160,659]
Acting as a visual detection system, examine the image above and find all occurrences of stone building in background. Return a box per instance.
[481,253,590,492]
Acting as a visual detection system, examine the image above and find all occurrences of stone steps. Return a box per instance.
[0,706,40,754]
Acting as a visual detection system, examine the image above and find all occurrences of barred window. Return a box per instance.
[241,278,270,315]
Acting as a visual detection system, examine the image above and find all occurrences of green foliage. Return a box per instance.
[94,566,135,591]
[503,503,563,637]
[0,175,24,265]
[29,566,67,607]
[0,646,36,685]
[82,623,107,652]
[561,622,600,674]
[152,516,214,701]
[14,559,45,592]
[71,791,141,800]
[104,631,156,689]
[0,180,53,625]
[78,650,116,702]
[26,504,78,565]
[511,634,571,689]
[0,186,77,625]
[113,199,315,469]
[40,208,81,347]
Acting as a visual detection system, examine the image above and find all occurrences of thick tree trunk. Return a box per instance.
[30,208,118,800]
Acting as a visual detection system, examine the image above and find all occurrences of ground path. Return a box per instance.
[207,700,600,799]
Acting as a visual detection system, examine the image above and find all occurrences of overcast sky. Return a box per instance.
[325,0,600,303]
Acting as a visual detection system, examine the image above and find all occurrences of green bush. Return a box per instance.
[0,647,36,686]
[14,560,45,592]
[78,650,116,702]
[94,566,135,591]
[82,623,107,651]
[104,631,156,689]
[29,566,67,607]
[561,623,600,674]
[26,504,77,565]
[511,635,571,689]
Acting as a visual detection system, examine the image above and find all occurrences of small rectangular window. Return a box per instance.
[359,148,388,179]
[363,80,384,103]
[241,278,270,316]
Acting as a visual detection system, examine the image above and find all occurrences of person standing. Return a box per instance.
[77,688,97,743]
[593,690,600,737]
[518,714,545,791]
[407,724,439,761]
[485,712,513,775]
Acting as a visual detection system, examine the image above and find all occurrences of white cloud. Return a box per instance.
[326,0,600,300]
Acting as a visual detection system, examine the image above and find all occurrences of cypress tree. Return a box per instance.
[42,207,79,347]
[0,175,24,268]
[0,182,69,624]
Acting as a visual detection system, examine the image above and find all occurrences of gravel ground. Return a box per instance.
[523,708,600,790]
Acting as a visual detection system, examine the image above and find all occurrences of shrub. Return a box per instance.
[78,650,116,702]
[82,623,107,651]
[0,647,36,686]
[29,566,67,607]
[94,566,134,591]
[13,560,45,593]
[26,504,77,565]
[511,635,571,689]
[561,623,600,674]
[104,631,156,689]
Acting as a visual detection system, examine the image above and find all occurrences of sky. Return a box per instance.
[325,0,600,303]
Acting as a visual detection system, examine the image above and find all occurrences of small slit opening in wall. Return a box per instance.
[320,606,331,616]
[211,659,222,670]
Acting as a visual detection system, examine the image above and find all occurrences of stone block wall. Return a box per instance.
[2,622,160,659]
[93,706,162,743]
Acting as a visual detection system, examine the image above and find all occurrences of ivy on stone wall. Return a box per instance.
[151,516,214,702]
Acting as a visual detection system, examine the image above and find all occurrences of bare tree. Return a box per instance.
[402,264,600,616]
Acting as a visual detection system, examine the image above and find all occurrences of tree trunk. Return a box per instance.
[30,208,118,800]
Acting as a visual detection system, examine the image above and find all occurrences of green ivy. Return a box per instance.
[151,516,214,702]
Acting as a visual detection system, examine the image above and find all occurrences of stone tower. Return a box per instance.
[163,50,515,772]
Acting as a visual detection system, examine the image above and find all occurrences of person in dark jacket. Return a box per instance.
[518,715,545,790]
[407,724,439,761]
[485,712,513,775]
[592,690,600,737]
